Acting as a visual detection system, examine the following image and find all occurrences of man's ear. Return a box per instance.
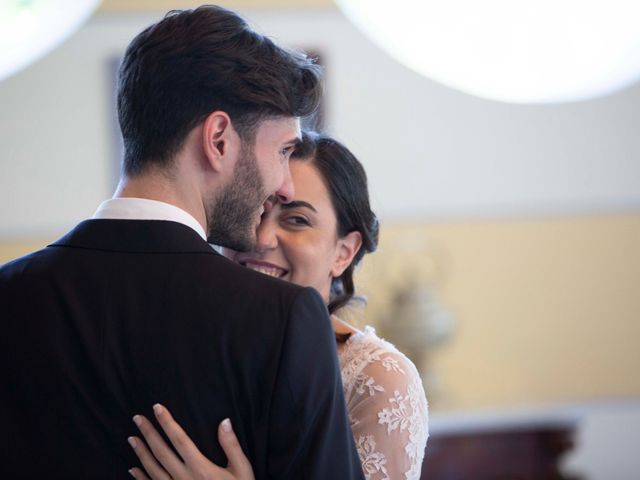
[201,111,240,173]
[331,231,363,278]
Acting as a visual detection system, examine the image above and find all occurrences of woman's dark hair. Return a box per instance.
[117,5,322,176]
[292,132,379,319]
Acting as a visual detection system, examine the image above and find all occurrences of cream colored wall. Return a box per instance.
[4,213,638,411]
[0,241,52,264]
[353,213,640,410]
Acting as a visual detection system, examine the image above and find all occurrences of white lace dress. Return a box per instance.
[338,326,429,480]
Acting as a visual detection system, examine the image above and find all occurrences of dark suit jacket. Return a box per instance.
[0,219,364,479]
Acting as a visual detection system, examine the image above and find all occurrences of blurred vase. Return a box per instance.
[379,282,455,403]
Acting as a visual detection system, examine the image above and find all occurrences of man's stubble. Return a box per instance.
[206,142,266,252]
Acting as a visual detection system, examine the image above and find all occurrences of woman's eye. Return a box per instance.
[285,215,310,226]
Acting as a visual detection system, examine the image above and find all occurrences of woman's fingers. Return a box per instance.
[218,419,255,479]
[152,404,207,466]
[129,466,151,479]
[128,436,172,480]
[133,414,187,478]
[129,406,255,480]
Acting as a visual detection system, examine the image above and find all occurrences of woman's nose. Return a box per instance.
[255,219,278,253]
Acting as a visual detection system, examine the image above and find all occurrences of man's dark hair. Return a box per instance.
[116,5,322,175]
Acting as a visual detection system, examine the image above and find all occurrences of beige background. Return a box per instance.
[358,214,640,410]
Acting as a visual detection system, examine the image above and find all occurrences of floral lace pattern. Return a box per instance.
[357,435,390,480]
[339,326,429,480]
[379,390,411,433]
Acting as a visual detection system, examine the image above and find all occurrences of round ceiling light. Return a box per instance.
[0,0,101,83]
[335,0,640,103]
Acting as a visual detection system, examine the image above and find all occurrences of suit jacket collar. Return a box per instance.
[92,198,207,241]
[50,219,218,255]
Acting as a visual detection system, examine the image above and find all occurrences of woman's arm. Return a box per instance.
[347,351,429,480]
[127,404,254,480]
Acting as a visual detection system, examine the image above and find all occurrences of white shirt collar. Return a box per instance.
[92,197,207,241]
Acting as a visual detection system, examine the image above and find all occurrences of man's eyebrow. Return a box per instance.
[283,136,302,148]
[280,200,317,213]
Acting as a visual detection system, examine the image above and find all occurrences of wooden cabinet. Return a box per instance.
[421,410,580,480]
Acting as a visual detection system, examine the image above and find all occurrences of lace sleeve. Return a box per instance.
[347,350,429,480]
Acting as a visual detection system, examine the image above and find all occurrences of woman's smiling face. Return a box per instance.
[230,159,357,302]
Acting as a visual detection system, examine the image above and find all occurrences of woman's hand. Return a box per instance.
[127,404,255,480]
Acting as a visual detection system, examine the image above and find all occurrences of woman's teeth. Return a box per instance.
[248,265,283,278]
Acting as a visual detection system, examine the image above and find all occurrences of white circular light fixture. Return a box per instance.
[335,0,640,103]
[0,0,101,83]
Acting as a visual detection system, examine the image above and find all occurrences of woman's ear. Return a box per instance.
[331,231,363,278]
[201,111,240,173]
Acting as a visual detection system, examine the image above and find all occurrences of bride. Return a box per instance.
[127,132,429,480]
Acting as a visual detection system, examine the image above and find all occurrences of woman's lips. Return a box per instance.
[241,259,288,278]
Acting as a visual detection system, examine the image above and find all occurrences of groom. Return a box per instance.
[0,6,363,479]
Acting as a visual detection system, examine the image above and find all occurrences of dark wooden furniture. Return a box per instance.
[421,410,581,480]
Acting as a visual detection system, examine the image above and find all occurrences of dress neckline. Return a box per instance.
[345,325,376,345]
